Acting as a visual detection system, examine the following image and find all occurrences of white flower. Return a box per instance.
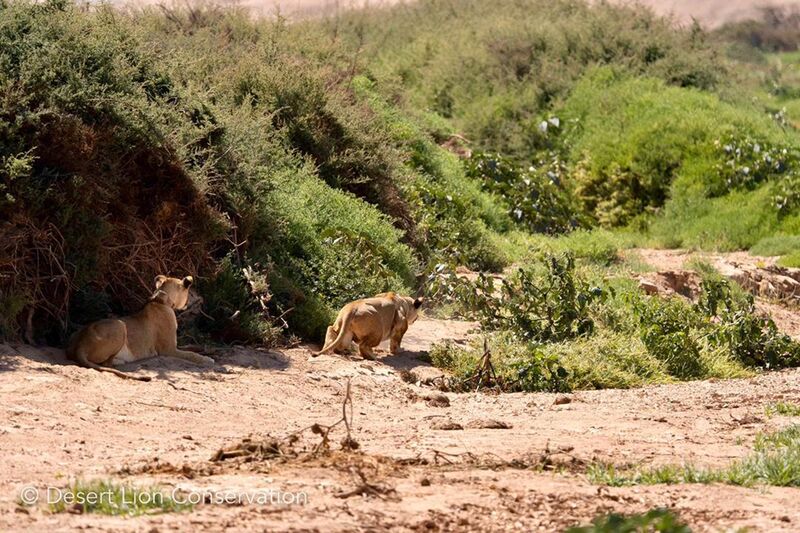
[548,117,560,128]
[538,121,548,133]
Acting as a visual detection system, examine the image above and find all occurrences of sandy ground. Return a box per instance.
[1,249,800,531]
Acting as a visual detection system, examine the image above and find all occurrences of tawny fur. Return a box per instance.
[314,292,423,359]
[66,275,213,381]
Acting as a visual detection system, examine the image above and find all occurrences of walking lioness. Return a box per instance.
[314,292,423,359]
[66,275,213,381]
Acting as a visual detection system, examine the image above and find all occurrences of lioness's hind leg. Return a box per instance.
[390,325,408,354]
[358,343,376,360]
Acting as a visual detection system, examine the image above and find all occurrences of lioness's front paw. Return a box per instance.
[200,355,215,365]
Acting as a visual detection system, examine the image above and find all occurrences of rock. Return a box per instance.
[553,395,572,405]
[431,418,463,430]
[420,478,431,486]
[423,392,450,407]
[638,279,660,295]
[465,418,512,429]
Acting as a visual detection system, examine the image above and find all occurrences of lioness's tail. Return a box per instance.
[313,312,351,357]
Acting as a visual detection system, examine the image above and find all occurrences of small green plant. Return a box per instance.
[766,402,800,417]
[48,480,191,516]
[567,508,691,533]
[430,333,570,393]
[588,424,800,488]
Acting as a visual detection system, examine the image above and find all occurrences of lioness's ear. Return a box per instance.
[413,297,424,309]
[155,275,167,289]
[182,276,193,289]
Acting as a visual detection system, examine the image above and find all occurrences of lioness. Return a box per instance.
[314,292,423,359]
[66,275,214,381]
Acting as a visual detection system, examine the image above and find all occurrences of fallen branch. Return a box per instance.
[334,466,398,500]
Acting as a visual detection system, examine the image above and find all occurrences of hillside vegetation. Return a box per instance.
[2,0,800,388]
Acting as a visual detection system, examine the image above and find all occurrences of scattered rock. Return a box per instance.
[553,395,572,405]
[423,392,450,408]
[638,279,660,295]
[431,418,463,431]
[420,478,431,487]
[465,418,512,429]
[731,413,763,426]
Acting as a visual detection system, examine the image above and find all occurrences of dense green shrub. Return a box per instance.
[430,332,569,393]
[0,1,225,341]
[465,151,582,234]
[428,253,602,342]
[561,68,792,227]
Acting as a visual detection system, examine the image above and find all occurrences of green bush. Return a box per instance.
[0,1,508,343]
[561,68,792,228]
[465,151,582,234]
[428,253,602,343]
[567,508,690,533]
[430,332,570,393]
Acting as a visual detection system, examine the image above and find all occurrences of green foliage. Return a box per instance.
[465,151,582,234]
[195,256,280,345]
[567,508,691,533]
[562,69,793,230]
[343,0,724,160]
[707,134,799,197]
[635,296,706,379]
[430,332,569,393]
[766,402,800,417]
[429,253,602,343]
[750,235,800,256]
[546,332,670,390]
[0,1,468,342]
[589,424,800,488]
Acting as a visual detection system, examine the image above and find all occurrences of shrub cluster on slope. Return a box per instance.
[0,1,511,343]
[334,0,724,161]
[331,0,800,252]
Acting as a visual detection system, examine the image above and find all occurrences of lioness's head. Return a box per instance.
[152,275,194,310]
[405,296,424,325]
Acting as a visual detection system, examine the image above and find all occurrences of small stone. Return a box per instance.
[431,418,463,431]
[424,393,450,408]
[465,418,512,429]
[638,279,660,295]
[420,478,431,486]
[554,395,572,405]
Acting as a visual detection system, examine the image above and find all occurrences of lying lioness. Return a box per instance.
[314,292,423,360]
[66,275,213,381]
